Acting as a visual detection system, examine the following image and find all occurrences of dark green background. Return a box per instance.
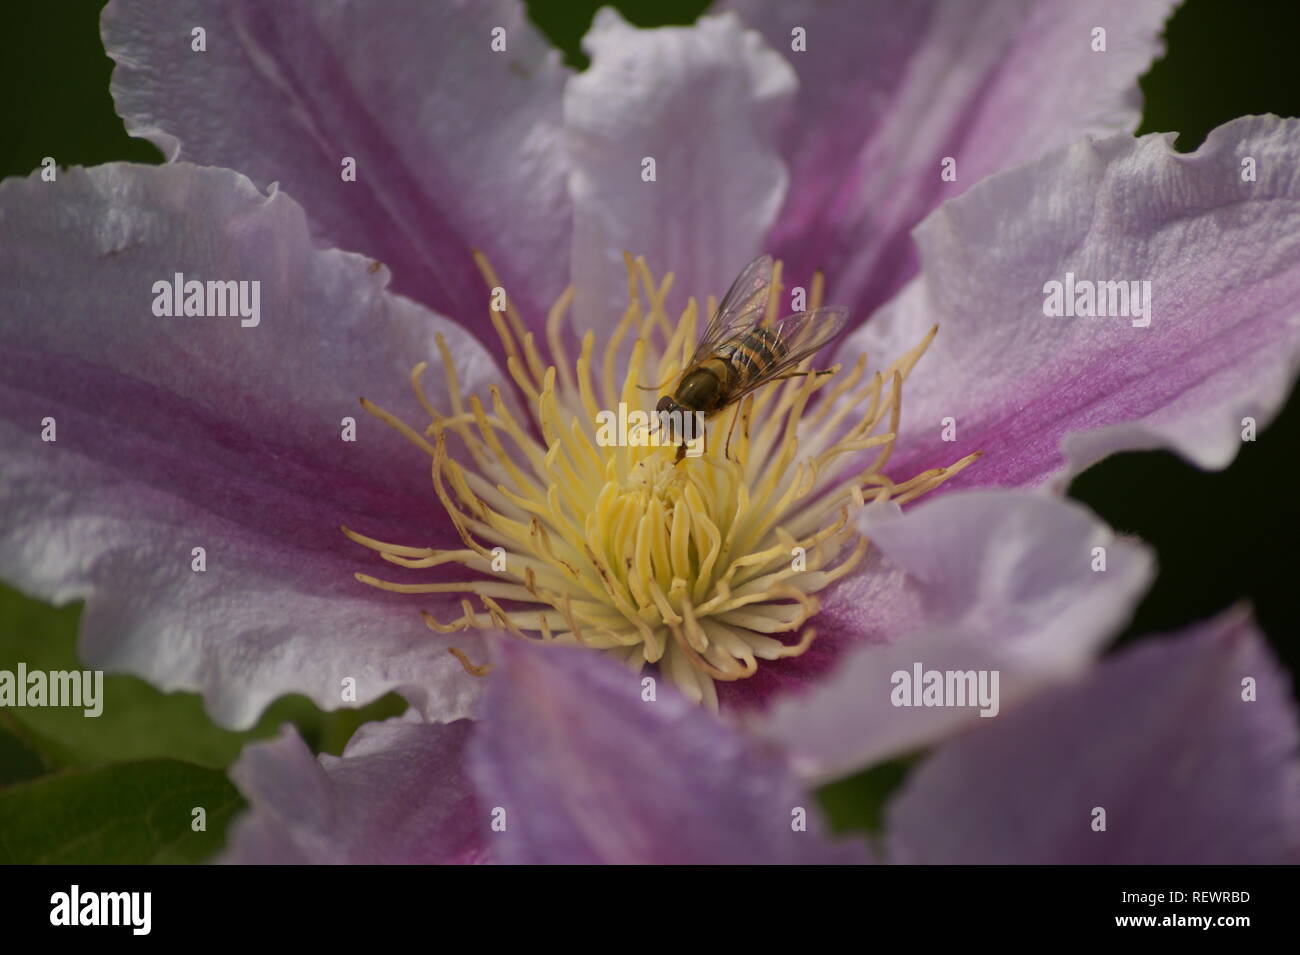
[1,0,1298,860]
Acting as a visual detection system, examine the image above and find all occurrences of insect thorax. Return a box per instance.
[673,365,728,414]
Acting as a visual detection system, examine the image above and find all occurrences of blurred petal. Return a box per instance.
[469,639,867,863]
[0,162,503,728]
[224,719,484,864]
[848,116,1300,490]
[102,0,570,352]
[565,10,795,331]
[723,0,1173,318]
[757,491,1153,781]
[886,608,1300,863]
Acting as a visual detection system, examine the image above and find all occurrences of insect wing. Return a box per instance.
[723,305,849,402]
[692,254,774,360]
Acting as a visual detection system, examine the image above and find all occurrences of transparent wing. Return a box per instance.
[722,305,849,403]
[691,254,774,361]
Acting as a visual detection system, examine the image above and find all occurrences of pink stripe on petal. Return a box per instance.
[102,0,571,357]
[0,163,507,727]
[848,116,1300,492]
[725,0,1174,322]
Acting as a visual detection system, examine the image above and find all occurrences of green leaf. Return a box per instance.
[816,757,917,837]
[0,759,245,864]
[0,715,48,785]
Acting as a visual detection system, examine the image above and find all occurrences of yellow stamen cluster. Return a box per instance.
[347,254,977,709]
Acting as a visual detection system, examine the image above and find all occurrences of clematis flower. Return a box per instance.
[2,0,1298,863]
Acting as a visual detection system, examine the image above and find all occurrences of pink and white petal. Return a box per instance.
[0,162,505,728]
[755,491,1154,783]
[469,639,868,864]
[722,0,1174,318]
[102,0,570,352]
[565,10,796,332]
[886,608,1300,863]
[223,718,485,864]
[847,115,1300,492]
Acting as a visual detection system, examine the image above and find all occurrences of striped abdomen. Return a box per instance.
[718,326,789,389]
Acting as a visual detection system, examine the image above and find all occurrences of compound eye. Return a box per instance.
[656,395,673,413]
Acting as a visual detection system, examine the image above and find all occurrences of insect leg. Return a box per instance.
[723,406,741,461]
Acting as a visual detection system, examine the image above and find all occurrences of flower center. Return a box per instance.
[346,253,978,709]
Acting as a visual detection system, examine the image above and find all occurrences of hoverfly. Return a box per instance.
[654,254,848,462]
